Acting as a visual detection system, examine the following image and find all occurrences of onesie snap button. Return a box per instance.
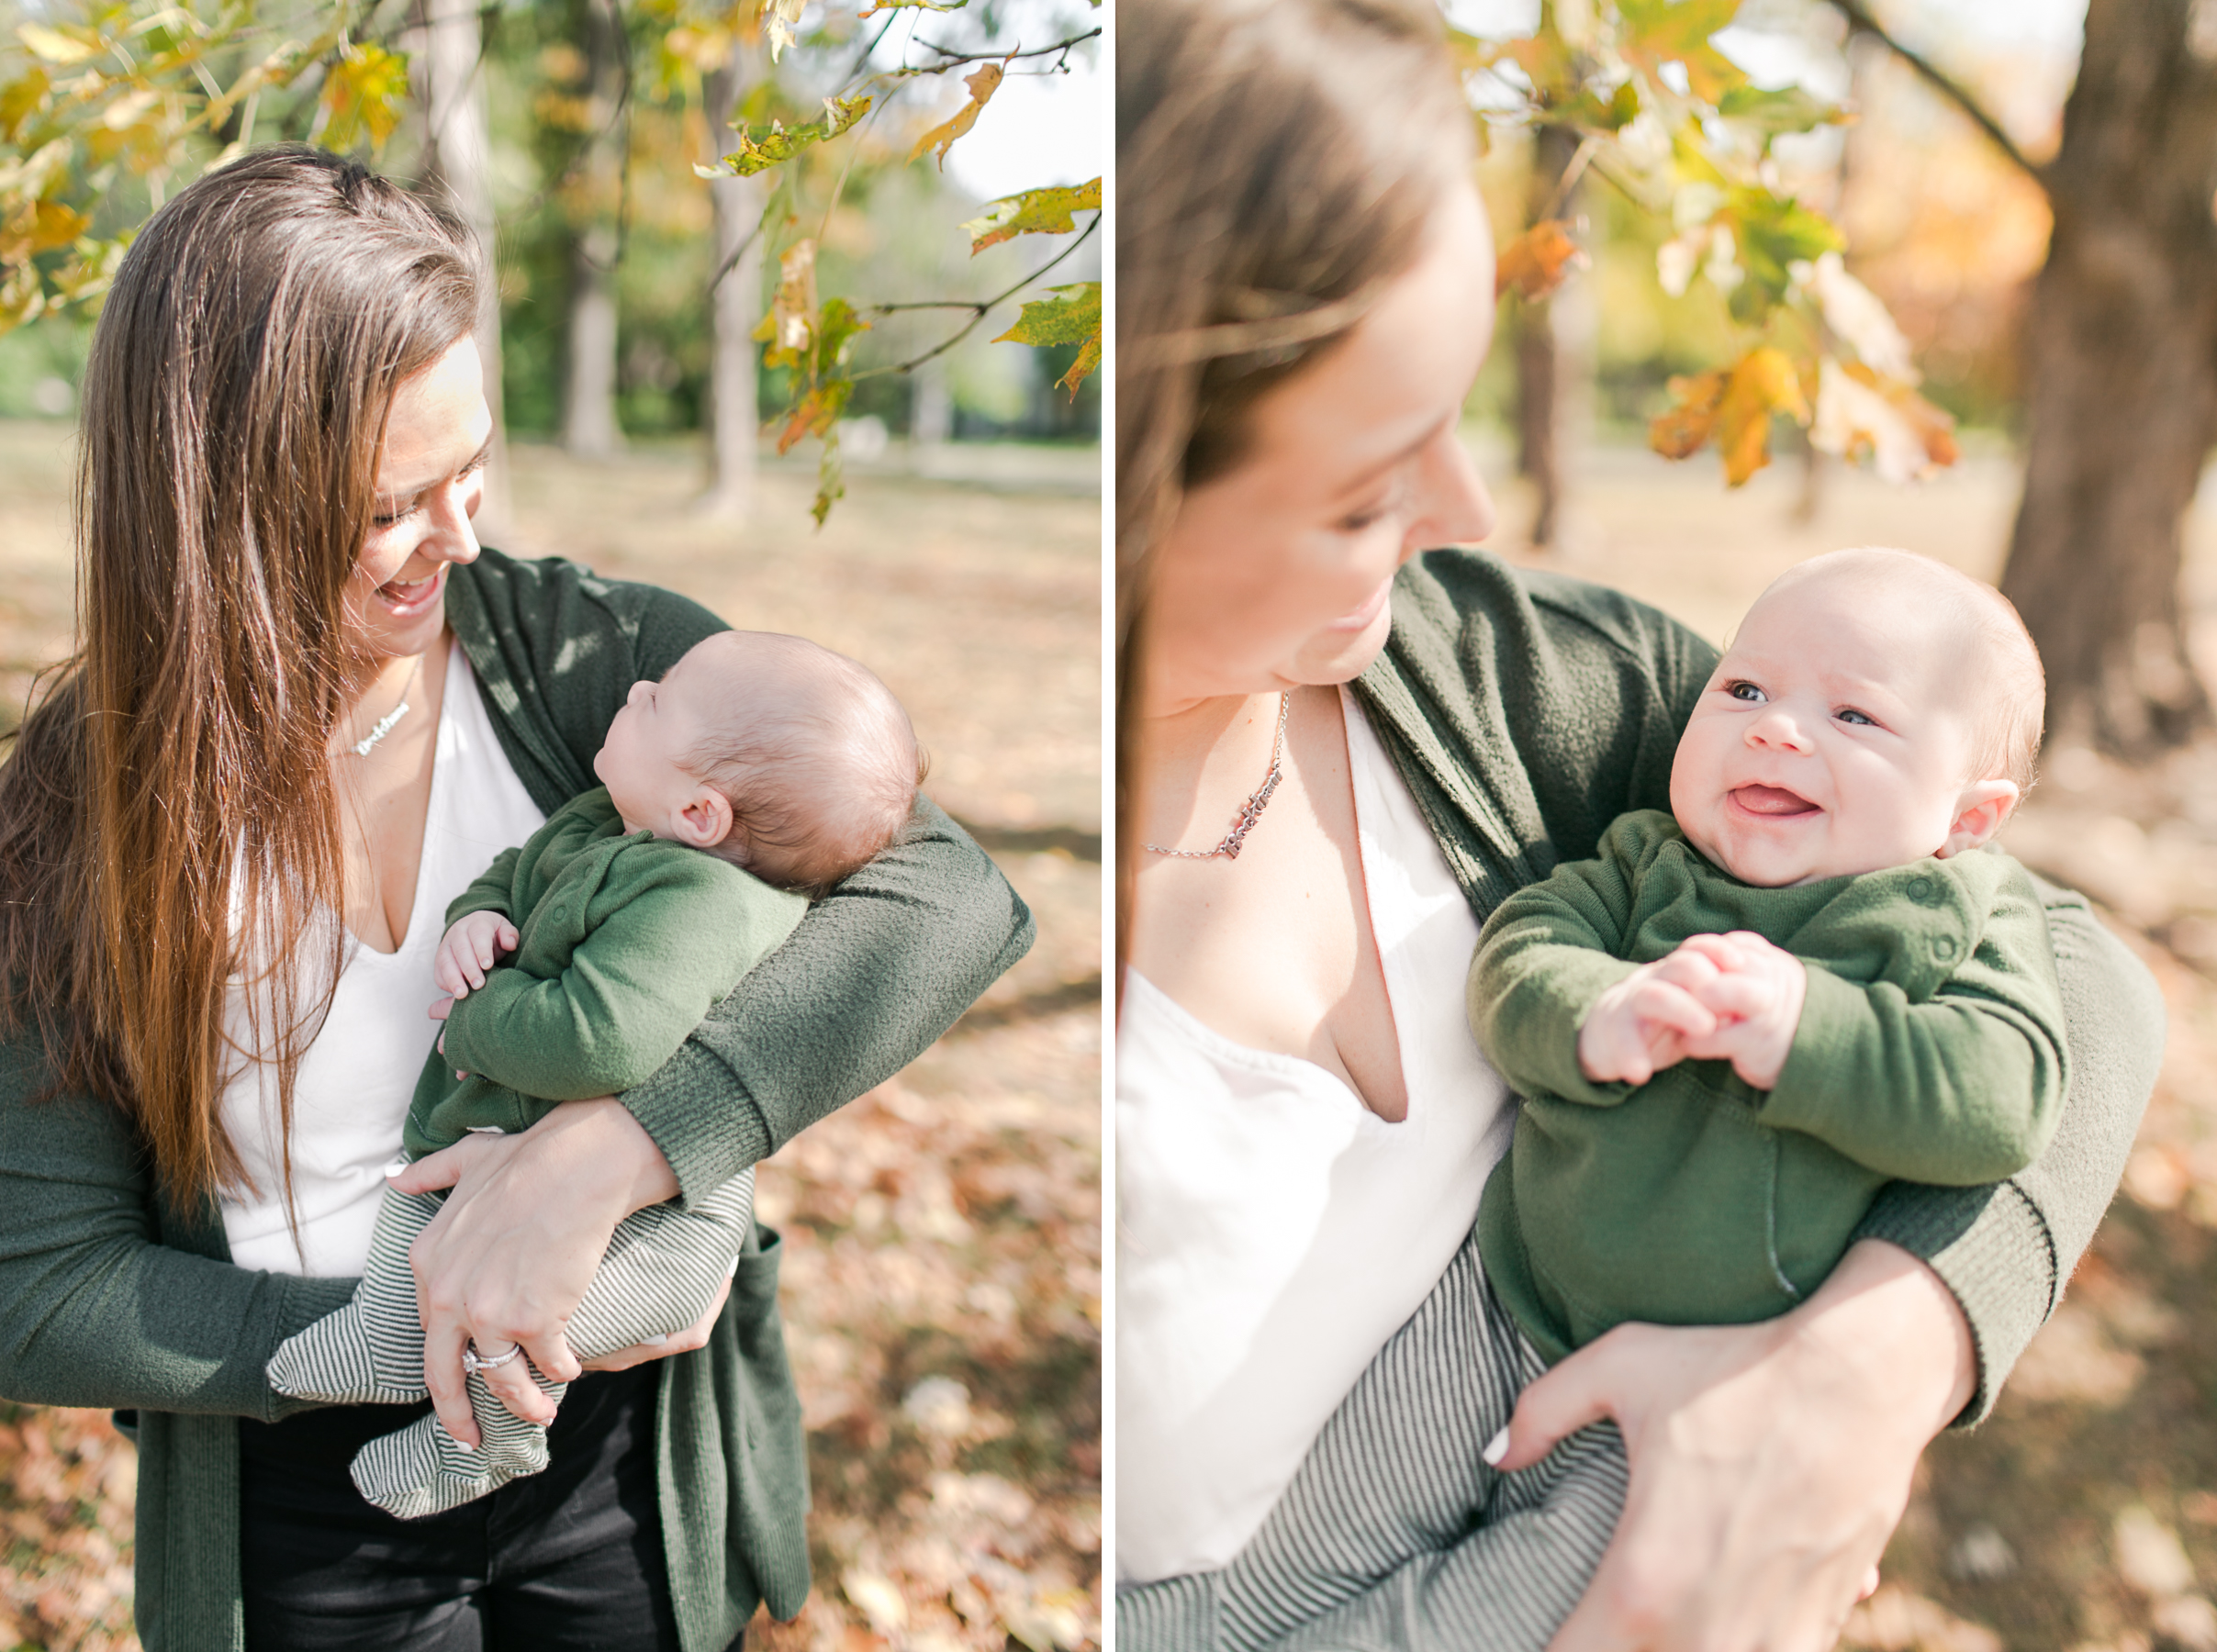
[1931,933,1959,962]
[550,901,569,920]
[1907,876,1936,904]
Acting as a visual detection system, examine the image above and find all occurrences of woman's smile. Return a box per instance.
[371,565,447,618]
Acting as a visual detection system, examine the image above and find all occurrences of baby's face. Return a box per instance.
[594,639,727,838]
[1669,573,1986,887]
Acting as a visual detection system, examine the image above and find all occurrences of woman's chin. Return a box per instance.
[1294,604,1394,685]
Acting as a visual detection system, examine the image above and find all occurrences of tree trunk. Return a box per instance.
[699,39,766,518]
[561,0,626,459]
[1517,123,1584,551]
[2000,0,2217,757]
[409,0,510,530]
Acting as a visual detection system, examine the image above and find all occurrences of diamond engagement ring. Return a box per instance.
[462,1340,523,1376]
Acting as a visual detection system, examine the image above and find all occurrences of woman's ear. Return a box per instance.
[1935,778,2021,859]
[671,785,735,852]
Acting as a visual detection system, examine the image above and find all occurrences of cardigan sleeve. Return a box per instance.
[0,1035,355,1416]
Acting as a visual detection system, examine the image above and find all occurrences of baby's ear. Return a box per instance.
[672,785,734,852]
[1936,778,2020,859]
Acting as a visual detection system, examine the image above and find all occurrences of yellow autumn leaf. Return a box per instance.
[1649,347,1808,486]
[754,240,820,369]
[316,41,409,154]
[908,61,1002,171]
[961,178,1101,254]
[17,23,101,64]
[1495,219,1588,302]
[1809,357,1958,482]
[994,281,1101,399]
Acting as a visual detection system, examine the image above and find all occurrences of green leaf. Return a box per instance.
[994,282,1101,398]
[1717,84,1848,141]
[704,94,872,179]
[959,178,1100,253]
[1618,0,1748,105]
[1725,185,1843,323]
[810,296,871,379]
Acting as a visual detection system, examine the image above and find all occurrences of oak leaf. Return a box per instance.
[1495,219,1588,302]
[1618,0,1747,106]
[960,178,1101,253]
[1809,358,1957,482]
[908,61,1002,170]
[1650,346,1808,486]
[993,281,1100,398]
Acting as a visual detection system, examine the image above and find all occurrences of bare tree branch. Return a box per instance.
[904,28,1102,72]
[1827,0,2047,187]
[853,215,1098,380]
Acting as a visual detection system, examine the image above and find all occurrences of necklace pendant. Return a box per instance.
[353,698,410,758]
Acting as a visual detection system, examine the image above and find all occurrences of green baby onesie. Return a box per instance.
[412,785,810,1153]
[1470,809,2069,1365]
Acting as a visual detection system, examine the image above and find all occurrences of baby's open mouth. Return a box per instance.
[1730,784,1820,818]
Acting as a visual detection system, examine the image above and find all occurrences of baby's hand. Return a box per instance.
[433,910,519,999]
[1668,932,1808,1091]
[1577,948,1726,1086]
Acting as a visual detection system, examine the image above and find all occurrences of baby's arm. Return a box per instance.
[439,854,804,1101]
[1470,812,1668,1104]
[1754,871,2069,1184]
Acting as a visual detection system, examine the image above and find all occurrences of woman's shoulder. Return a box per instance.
[452,546,726,665]
[1389,545,1717,679]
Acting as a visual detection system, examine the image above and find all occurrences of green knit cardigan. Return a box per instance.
[1353,548,2164,1421]
[0,550,1036,1652]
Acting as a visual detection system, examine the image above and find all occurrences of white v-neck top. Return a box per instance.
[219,642,548,1278]
[1114,690,1515,1584]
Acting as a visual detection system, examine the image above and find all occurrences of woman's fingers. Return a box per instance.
[421,1320,480,1450]
[1485,1330,1628,1474]
[474,1336,562,1427]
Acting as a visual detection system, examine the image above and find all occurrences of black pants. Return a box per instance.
[239,1363,700,1651]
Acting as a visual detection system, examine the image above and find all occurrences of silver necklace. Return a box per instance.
[1144,693,1290,861]
[348,653,425,758]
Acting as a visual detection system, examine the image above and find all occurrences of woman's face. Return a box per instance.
[1144,183,1499,710]
[347,334,493,664]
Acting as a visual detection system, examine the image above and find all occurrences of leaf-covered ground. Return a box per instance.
[0,427,1102,1652]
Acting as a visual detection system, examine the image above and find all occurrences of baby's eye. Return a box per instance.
[1725,681,1765,703]
[1835,707,1875,727]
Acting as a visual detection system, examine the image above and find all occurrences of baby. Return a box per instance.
[269,629,924,1519]
[1470,545,2066,1363]
[1118,549,2071,1648]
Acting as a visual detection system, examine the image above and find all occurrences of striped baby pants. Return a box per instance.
[1116,1226,1628,1651]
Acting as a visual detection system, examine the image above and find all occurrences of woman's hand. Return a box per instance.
[1490,1239,1976,1651]
[386,1098,681,1448]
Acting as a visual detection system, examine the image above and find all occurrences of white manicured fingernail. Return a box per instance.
[640,1333,668,1345]
[1484,1428,1510,1466]
[726,1256,740,1278]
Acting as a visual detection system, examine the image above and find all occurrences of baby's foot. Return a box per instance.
[349,1371,557,1520]
[266,1296,425,1404]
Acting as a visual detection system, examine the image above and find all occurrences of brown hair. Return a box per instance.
[1114,0,1473,982]
[678,632,926,899]
[0,147,479,1208]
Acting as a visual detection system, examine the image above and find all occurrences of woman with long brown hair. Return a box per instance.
[1114,1,2161,1645]
[0,147,1028,1650]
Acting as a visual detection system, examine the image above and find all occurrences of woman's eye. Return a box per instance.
[1726,681,1765,703]
[1836,707,1875,727]
[1335,500,1392,533]
[373,500,418,527]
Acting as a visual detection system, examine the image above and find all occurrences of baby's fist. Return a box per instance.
[433,910,519,999]
[1671,932,1806,1090]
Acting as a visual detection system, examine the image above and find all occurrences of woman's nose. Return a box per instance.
[421,474,484,566]
[1403,426,1496,554]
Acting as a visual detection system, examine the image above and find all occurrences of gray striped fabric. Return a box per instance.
[267,1166,756,1519]
[1116,1229,1627,1650]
